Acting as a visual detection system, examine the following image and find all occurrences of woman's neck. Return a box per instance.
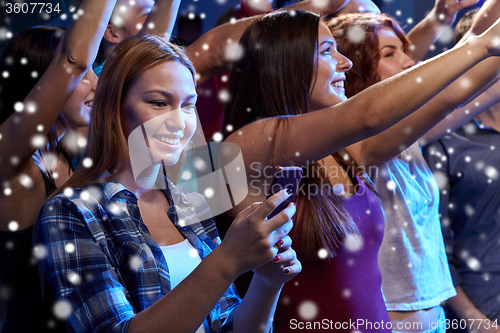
[115,164,162,199]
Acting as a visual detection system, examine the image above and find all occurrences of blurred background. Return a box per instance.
[0,0,486,59]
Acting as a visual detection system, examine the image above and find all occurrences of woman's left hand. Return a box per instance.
[252,235,301,289]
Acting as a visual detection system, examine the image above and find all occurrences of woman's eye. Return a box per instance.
[321,48,332,57]
[150,101,167,107]
[384,52,394,58]
[182,105,196,114]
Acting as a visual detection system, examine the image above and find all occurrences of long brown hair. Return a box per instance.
[53,35,195,196]
[222,10,374,258]
[325,12,410,98]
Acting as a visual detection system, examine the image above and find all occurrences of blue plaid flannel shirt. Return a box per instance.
[35,174,241,333]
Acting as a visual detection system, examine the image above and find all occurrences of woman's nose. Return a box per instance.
[336,52,353,73]
[163,109,185,132]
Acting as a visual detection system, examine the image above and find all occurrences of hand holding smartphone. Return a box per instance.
[266,167,303,219]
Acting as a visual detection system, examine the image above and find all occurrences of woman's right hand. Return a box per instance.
[217,189,296,279]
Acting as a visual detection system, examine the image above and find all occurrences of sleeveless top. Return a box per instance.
[276,177,391,332]
[0,152,73,333]
[374,143,455,310]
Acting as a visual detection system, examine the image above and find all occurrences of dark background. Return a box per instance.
[0,0,485,59]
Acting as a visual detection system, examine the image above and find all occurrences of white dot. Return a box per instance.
[31,135,46,148]
[448,148,454,154]
[485,166,498,179]
[2,71,9,78]
[8,221,19,232]
[65,243,75,253]
[61,14,67,20]
[188,12,195,19]
[189,248,198,258]
[416,77,422,83]
[204,188,215,198]
[317,248,328,259]
[53,300,73,320]
[200,13,206,19]
[221,75,228,82]
[180,170,192,180]
[466,257,481,271]
[246,107,251,113]
[37,125,44,132]
[64,188,74,197]
[77,8,84,15]
[342,289,352,298]
[31,71,38,78]
[136,23,143,30]
[33,244,47,260]
[438,13,445,20]
[213,132,223,142]
[80,191,90,201]
[465,156,471,163]
[82,158,93,168]
[298,301,318,320]
[218,90,230,102]
[10,156,19,165]
[77,137,87,148]
[295,151,300,157]
[147,22,155,29]
[67,271,81,285]
[344,233,363,252]
[226,124,233,132]
[20,57,28,65]
[386,180,396,190]
[4,188,12,196]
[429,44,436,51]
[407,17,413,24]
[19,174,34,188]
[395,10,402,16]
[346,26,365,44]
[202,44,209,51]
[14,102,24,112]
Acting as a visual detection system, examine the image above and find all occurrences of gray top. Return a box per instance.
[373,142,456,311]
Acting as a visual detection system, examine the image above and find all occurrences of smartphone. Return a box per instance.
[265,166,303,219]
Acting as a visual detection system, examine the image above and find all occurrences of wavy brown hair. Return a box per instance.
[51,34,195,196]
[325,12,410,98]
[222,10,377,259]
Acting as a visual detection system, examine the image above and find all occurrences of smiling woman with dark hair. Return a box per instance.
[218,9,500,333]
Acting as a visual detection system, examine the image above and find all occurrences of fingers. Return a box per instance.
[273,248,302,276]
[266,201,296,235]
[274,235,292,250]
[250,189,292,222]
[233,201,263,222]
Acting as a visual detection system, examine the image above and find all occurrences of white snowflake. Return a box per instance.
[298,301,318,320]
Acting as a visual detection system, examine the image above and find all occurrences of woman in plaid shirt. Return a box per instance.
[35,35,301,333]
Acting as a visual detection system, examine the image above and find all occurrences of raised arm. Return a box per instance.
[186,0,349,84]
[350,56,500,167]
[139,0,181,39]
[0,0,116,181]
[406,0,478,61]
[227,21,500,174]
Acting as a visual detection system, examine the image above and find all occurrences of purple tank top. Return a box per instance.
[276,177,390,332]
